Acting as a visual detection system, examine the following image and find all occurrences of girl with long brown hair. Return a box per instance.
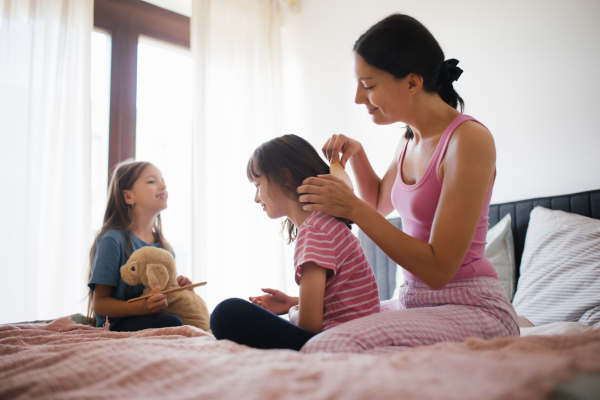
[87,160,192,331]
[209,134,379,351]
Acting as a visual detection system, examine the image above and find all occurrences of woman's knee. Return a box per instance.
[301,312,400,354]
[301,329,364,354]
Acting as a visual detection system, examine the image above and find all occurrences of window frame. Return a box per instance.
[93,0,190,175]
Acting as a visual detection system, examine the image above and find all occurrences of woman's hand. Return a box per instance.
[143,286,168,314]
[249,288,297,315]
[177,275,192,287]
[322,134,363,168]
[297,174,363,221]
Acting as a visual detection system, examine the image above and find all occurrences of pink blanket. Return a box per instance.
[1,317,599,400]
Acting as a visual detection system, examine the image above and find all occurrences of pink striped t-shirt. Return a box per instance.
[294,211,380,331]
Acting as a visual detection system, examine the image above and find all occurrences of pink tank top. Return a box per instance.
[391,114,498,282]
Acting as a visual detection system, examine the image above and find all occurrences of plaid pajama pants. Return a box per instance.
[301,276,519,354]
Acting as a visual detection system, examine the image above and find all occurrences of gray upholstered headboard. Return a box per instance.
[359,218,402,301]
[359,189,600,301]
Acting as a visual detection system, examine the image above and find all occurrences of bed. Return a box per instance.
[2,190,600,400]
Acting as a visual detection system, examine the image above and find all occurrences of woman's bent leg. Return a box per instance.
[110,313,183,332]
[210,298,316,350]
[302,277,519,354]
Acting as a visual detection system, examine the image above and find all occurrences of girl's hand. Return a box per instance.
[177,275,192,287]
[143,286,168,314]
[322,134,363,168]
[297,174,362,221]
[288,305,299,326]
[249,288,297,315]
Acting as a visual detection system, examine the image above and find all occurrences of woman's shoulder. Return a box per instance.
[452,117,494,145]
[448,117,495,159]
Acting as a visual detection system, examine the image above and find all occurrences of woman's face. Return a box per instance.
[354,53,408,125]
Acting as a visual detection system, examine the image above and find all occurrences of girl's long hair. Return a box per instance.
[85,160,172,326]
[247,134,353,244]
[354,14,465,139]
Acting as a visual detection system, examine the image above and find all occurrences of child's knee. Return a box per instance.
[162,313,183,327]
[210,298,249,339]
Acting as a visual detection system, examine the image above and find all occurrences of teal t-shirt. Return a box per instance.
[88,229,160,328]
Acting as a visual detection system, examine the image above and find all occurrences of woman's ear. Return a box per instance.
[123,190,135,205]
[406,73,424,94]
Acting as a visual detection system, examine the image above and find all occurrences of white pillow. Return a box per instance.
[485,213,516,300]
[512,206,600,326]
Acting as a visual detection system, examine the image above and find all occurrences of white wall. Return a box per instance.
[281,0,600,204]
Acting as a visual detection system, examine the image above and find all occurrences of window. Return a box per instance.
[136,36,193,276]
[92,0,192,269]
[91,29,111,234]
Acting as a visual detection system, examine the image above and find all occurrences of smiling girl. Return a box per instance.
[209,135,379,351]
[86,160,192,331]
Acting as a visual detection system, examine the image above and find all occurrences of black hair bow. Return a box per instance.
[441,59,463,84]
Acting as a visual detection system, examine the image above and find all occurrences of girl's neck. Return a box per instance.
[406,93,460,143]
[287,201,314,229]
[129,210,159,244]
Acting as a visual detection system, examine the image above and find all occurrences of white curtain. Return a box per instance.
[0,0,92,323]
[191,0,295,311]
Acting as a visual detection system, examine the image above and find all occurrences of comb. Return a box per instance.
[127,282,207,303]
[329,161,354,190]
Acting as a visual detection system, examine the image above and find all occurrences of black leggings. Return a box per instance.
[110,313,183,332]
[210,298,317,351]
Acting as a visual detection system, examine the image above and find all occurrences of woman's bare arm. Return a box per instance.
[324,134,405,217]
[300,122,495,289]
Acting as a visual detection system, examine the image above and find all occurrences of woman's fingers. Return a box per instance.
[297,185,323,197]
[297,177,328,194]
[298,194,323,204]
[298,176,344,197]
[340,150,352,169]
[330,135,346,164]
[302,203,322,212]
[322,136,334,161]
[324,134,343,162]
[323,134,359,167]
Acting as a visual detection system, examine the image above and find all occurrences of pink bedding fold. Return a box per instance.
[1,317,599,400]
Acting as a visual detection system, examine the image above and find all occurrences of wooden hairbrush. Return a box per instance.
[329,161,354,190]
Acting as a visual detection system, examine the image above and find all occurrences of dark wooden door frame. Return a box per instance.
[94,0,190,176]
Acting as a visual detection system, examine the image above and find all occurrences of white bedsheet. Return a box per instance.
[520,320,600,336]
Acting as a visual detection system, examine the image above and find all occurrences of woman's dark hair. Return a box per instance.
[354,14,464,139]
[247,134,353,243]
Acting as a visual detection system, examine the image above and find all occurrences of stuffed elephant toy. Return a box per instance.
[120,247,210,332]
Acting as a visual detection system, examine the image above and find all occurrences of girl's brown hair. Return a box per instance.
[247,134,353,244]
[85,160,172,326]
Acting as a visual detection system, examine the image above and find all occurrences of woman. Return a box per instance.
[297,14,519,353]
